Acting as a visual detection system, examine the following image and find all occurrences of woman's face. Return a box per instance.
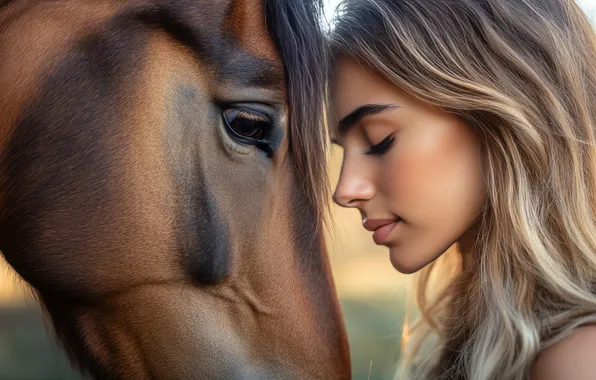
[331,57,486,273]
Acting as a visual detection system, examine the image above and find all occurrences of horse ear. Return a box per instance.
[224,0,278,61]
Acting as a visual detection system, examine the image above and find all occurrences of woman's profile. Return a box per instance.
[327,0,596,379]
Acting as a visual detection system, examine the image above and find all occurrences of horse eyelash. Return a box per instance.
[236,109,269,123]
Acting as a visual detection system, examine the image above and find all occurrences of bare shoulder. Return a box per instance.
[531,324,596,380]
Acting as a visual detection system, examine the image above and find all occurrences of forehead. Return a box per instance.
[332,58,393,118]
[330,58,396,137]
[140,0,285,89]
[224,0,279,61]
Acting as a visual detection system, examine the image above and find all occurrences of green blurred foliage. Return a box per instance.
[341,297,405,380]
[0,307,82,380]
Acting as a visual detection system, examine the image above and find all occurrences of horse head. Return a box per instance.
[0,0,350,378]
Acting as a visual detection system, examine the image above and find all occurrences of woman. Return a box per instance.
[328,0,596,379]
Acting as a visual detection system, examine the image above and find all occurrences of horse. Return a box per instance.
[0,0,351,378]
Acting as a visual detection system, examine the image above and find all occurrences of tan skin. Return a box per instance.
[332,57,486,274]
[332,57,596,378]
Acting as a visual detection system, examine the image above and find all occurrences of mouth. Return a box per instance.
[363,218,401,245]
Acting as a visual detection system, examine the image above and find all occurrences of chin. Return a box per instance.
[388,252,426,274]
[388,245,447,274]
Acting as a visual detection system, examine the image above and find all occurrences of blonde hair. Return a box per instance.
[329,0,596,378]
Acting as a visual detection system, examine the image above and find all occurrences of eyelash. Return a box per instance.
[365,135,395,155]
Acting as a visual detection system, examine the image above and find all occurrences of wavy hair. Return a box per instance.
[329,0,596,378]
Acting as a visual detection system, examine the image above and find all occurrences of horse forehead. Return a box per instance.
[165,0,279,63]
[223,0,279,61]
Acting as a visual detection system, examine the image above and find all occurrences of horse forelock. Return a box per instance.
[263,6,350,367]
[264,0,330,229]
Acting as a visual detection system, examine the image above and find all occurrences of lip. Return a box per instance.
[363,218,401,245]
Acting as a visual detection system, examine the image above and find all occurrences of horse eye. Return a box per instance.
[223,109,271,141]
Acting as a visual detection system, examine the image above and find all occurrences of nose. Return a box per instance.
[333,156,375,208]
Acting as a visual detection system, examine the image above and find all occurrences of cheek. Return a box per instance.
[386,127,485,227]
[383,128,485,274]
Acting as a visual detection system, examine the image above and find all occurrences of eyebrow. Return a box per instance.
[337,104,400,135]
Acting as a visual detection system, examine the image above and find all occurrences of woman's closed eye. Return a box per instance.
[365,135,395,155]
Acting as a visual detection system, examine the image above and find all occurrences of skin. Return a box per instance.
[331,57,486,273]
[531,325,596,379]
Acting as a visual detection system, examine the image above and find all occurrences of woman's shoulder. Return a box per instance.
[531,324,596,380]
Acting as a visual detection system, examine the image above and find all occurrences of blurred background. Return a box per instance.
[2,1,596,379]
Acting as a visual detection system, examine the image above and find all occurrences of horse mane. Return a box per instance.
[264,0,330,229]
